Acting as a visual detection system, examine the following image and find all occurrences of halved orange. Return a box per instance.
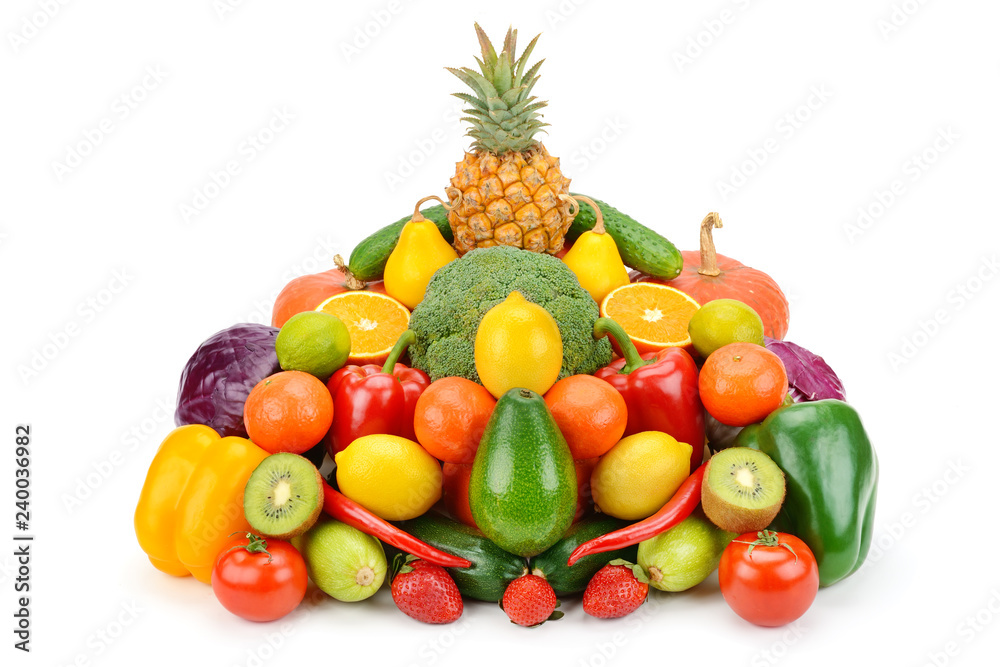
[600,283,700,354]
[314,291,410,365]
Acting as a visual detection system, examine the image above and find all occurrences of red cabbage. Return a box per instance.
[175,323,280,437]
[764,337,846,403]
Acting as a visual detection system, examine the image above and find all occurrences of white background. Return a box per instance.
[2,1,998,666]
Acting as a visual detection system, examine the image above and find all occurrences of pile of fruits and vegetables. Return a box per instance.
[135,24,878,629]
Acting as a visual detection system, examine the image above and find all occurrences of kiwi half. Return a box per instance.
[244,453,323,539]
[701,447,785,534]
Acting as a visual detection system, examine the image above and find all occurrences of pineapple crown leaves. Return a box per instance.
[447,23,549,154]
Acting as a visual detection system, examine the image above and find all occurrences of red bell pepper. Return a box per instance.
[592,318,705,471]
[325,330,431,456]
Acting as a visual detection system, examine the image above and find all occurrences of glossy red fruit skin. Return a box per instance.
[211,537,307,623]
[391,560,463,625]
[582,564,649,619]
[719,532,819,627]
[502,575,558,627]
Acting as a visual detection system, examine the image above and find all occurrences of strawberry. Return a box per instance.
[501,574,562,627]
[390,556,463,624]
[582,559,649,619]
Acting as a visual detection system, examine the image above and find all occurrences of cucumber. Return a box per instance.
[354,194,680,282]
[529,515,637,595]
[395,512,526,602]
[348,205,452,282]
[567,195,683,280]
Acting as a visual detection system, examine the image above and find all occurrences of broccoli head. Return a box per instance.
[407,246,613,383]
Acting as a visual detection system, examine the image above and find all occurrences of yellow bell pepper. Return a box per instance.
[134,426,269,584]
[175,436,269,583]
[134,425,217,577]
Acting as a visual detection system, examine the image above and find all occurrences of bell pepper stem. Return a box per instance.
[382,330,416,375]
[593,317,655,374]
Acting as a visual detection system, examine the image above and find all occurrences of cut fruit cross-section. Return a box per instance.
[600,283,700,354]
[315,291,410,365]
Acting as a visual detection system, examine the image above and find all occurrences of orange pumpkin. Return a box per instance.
[271,256,386,328]
[634,213,789,340]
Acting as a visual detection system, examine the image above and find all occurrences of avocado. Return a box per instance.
[469,388,577,557]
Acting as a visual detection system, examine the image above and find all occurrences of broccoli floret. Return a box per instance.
[408,246,613,383]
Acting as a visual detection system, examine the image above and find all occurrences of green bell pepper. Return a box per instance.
[735,399,878,587]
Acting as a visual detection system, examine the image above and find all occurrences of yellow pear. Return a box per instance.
[384,196,459,309]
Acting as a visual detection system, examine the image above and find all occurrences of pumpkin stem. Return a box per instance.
[334,254,368,291]
[698,212,723,277]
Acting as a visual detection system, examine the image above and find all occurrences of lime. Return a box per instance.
[590,432,692,520]
[275,311,351,381]
[687,298,765,358]
[334,434,442,521]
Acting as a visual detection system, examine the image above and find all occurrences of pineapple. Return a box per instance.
[447,24,573,256]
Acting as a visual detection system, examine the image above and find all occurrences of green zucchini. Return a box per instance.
[529,515,637,595]
[395,512,526,602]
[348,205,452,282]
[567,195,683,280]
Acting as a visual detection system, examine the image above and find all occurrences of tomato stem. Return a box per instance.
[732,530,798,561]
[224,532,273,563]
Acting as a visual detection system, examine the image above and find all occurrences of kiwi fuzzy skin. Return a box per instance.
[245,455,323,539]
[700,449,785,534]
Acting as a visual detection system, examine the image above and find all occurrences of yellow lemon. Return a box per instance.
[474,291,563,399]
[334,434,442,521]
[591,431,693,520]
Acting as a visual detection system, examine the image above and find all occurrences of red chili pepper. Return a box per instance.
[325,330,431,457]
[322,482,471,569]
[567,462,707,566]
[592,318,705,471]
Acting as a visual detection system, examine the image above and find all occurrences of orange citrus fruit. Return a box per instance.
[600,283,700,354]
[315,291,410,365]
[699,342,788,427]
[243,371,334,454]
[414,377,496,464]
[544,375,627,460]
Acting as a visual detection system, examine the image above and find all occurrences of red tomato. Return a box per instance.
[211,534,308,622]
[718,530,819,627]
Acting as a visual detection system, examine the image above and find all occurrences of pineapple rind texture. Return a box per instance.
[448,144,572,255]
